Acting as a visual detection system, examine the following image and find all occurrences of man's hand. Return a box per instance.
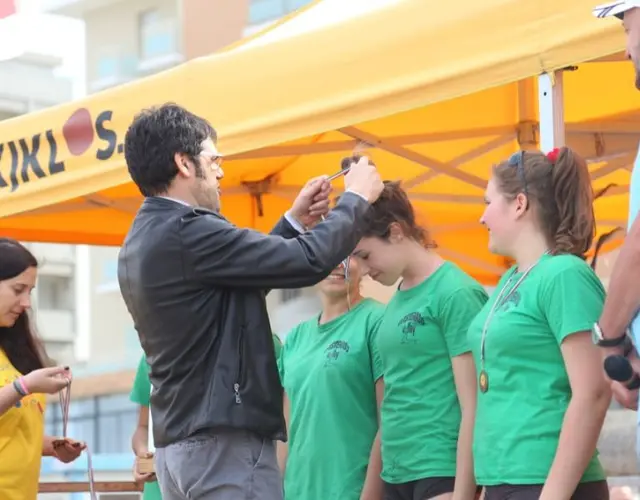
[290,176,332,228]
[344,156,383,204]
[611,380,638,410]
[603,347,640,410]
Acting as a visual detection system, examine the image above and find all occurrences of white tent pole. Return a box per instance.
[148,386,155,453]
[538,70,566,152]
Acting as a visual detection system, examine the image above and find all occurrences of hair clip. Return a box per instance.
[546,147,561,164]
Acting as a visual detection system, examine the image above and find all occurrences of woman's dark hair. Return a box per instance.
[0,238,49,374]
[493,147,595,257]
[363,181,435,247]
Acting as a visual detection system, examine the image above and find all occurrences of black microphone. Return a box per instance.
[604,355,640,390]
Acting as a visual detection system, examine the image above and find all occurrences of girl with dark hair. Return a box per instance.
[469,148,611,500]
[353,182,487,500]
[0,238,85,500]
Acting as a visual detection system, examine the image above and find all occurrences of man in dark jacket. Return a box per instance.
[117,103,383,500]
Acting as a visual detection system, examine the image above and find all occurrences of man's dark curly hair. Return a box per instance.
[124,103,216,197]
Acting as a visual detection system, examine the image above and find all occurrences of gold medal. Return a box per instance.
[479,370,489,393]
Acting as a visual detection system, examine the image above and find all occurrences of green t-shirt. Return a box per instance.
[273,333,283,360]
[467,254,606,485]
[130,354,162,500]
[378,262,488,483]
[278,298,384,500]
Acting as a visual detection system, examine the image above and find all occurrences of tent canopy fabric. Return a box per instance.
[0,0,634,284]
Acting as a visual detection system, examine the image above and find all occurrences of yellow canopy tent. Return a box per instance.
[0,0,634,284]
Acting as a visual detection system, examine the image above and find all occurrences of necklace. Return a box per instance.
[58,381,97,499]
[478,253,548,393]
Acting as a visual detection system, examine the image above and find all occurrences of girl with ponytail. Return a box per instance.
[468,148,611,499]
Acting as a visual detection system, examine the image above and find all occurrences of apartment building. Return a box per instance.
[39,0,314,92]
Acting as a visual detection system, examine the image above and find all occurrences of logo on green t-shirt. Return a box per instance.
[398,312,426,344]
[324,340,350,366]
[497,289,521,313]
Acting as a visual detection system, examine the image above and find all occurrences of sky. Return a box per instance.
[0,0,86,98]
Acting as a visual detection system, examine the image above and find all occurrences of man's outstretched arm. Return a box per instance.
[599,215,640,339]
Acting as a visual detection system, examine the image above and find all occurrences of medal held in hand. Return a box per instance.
[58,379,97,500]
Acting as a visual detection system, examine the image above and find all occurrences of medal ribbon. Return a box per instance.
[59,382,97,499]
[479,253,548,379]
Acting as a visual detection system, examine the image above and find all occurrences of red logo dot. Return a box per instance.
[63,108,94,156]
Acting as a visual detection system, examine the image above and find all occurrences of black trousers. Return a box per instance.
[483,480,609,500]
[384,477,477,500]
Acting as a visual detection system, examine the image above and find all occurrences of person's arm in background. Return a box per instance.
[599,215,640,340]
[181,159,382,290]
[539,266,611,500]
[451,354,478,500]
[277,393,290,474]
[360,378,384,500]
[129,355,156,484]
[132,405,156,483]
[599,217,640,408]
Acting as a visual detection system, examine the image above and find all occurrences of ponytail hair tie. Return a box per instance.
[546,147,561,165]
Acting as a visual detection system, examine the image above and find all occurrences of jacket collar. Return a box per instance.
[141,196,222,219]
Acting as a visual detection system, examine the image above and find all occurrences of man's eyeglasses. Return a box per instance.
[200,151,224,171]
[508,150,528,197]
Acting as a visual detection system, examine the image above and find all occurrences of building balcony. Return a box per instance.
[0,54,72,110]
[138,17,183,75]
[26,243,76,264]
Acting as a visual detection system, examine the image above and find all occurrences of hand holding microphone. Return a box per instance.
[603,338,640,410]
[604,355,640,390]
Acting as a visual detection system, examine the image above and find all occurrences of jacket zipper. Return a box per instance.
[234,327,244,404]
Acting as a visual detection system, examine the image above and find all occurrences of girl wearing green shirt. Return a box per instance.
[130,355,162,500]
[278,258,385,500]
[352,181,487,500]
[468,147,611,499]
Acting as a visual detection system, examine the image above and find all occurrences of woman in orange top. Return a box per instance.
[0,238,86,500]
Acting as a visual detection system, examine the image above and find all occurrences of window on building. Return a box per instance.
[97,393,138,453]
[45,393,138,454]
[282,288,302,303]
[248,0,313,25]
[288,0,313,9]
[96,56,117,80]
[37,275,74,311]
[139,9,177,61]
[94,51,137,86]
